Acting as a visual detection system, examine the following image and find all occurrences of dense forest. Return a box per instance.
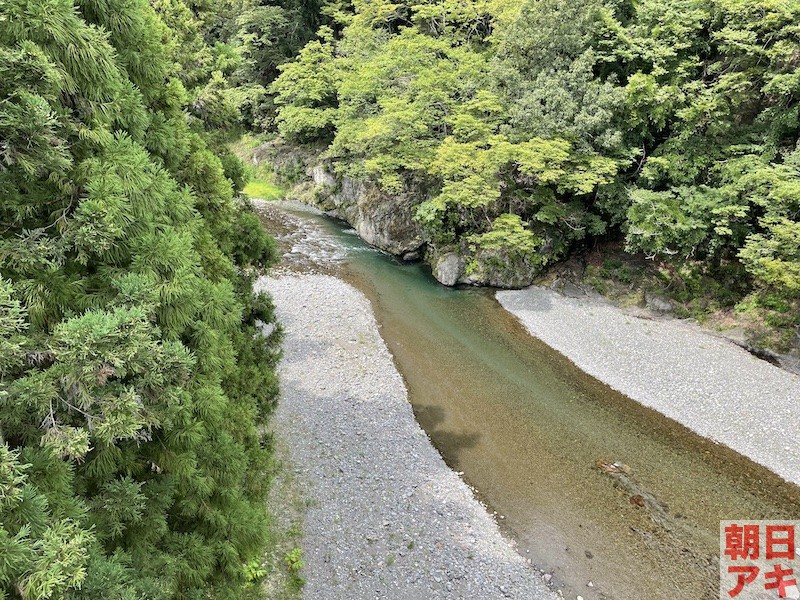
[0,0,293,595]
[1,0,799,597]
[270,0,800,348]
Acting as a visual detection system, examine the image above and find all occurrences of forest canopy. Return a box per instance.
[271,0,800,333]
[0,0,283,596]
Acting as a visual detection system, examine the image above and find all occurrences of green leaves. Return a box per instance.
[625,187,729,259]
[492,0,627,151]
[468,214,541,257]
[90,477,147,540]
[271,0,632,273]
[740,217,800,294]
[271,28,339,141]
[1,0,281,594]
[10,304,195,459]
[0,281,28,379]
[0,446,91,599]
[19,519,91,599]
[271,0,800,299]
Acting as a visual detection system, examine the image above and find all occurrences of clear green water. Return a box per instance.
[263,204,800,600]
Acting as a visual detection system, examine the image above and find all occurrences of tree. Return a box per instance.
[271,0,799,320]
[0,0,281,596]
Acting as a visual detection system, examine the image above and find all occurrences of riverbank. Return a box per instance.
[497,286,800,487]
[257,273,555,599]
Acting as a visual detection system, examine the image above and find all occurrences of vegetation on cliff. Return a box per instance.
[270,0,800,347]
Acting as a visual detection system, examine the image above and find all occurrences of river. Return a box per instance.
[258,201,800,600]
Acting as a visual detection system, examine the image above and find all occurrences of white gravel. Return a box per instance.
[497,286,800,486]
[258,274,555,600]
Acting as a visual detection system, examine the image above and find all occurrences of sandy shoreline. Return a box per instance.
[258,273,555,599]
[497,286,800,487]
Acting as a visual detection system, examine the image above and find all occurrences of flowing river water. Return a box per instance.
[257,201,800,600]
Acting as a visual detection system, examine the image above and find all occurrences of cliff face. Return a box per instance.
[308,165,426,259]
[253,140,541,288]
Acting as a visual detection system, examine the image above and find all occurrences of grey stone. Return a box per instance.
[433,253,465,287]
[311,165,336,187]
[644,291,674,313]
[312,168,425,256]
[458,248,540,289]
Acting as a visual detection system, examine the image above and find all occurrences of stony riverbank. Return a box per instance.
[497,286,800,487]
[257,273,556,599]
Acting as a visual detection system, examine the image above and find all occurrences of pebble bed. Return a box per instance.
[497,286,800,486]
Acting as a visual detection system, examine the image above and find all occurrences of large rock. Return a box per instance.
[428,246,541,289]
[311,165,336,188]
[432,252,465,286]
[457,248,541,289]
[644,291,674,313]
[322,178,425,256]
[259,140,425,257]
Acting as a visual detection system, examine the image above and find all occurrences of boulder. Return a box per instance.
[346,182,424,256]
[644,291,674,313]
[427,246,542,288]
[432,252,465,286]
[458,248,540,289]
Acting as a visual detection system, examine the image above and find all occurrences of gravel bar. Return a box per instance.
[257,274,555,600]
[497,286,800,486]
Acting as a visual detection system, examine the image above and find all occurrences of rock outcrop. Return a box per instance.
[254,140,424,257]
[428,246,542,289]
[253,140,541,289]
[315,175,425,257]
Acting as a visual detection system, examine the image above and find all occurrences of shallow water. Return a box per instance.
[258,202,800,600]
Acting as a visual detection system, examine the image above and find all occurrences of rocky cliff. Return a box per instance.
[252,140,541,288]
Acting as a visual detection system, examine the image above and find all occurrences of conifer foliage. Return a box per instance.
[0,0,281,596]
